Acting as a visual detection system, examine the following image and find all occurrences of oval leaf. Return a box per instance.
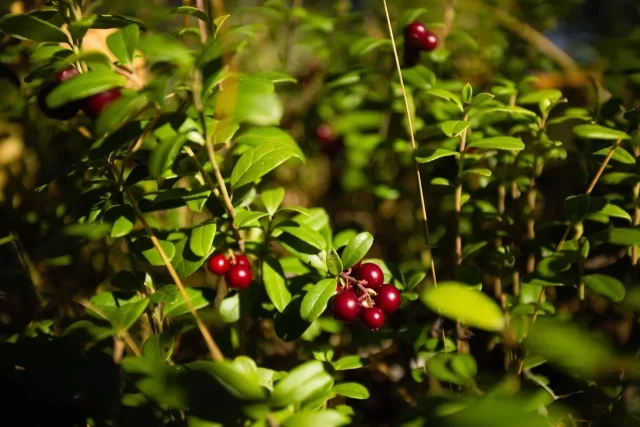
[231,142,295,189]
[583,274,626,302]
[47,71,127,108]
[190,222,216,257]
[300,278,337,322]
[341,232,373,269]
[467,137,524,151]
[0,14,69,43]
[574,124,630,141]
[263,255,292,313]
[331,382,370,399]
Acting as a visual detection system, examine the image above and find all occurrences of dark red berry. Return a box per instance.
[375,284,401,313]
[233,254,250,267]
[37,82,80,120]
[331,291,360,322]
[207,253,229,275]
[226,264,253,289]
[356,263,384,288]
[57,67,79,82]
[84,87,121,116]
[404,22,438,52]
[361,306,385,330]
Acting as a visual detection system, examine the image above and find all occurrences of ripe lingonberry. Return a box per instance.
[84,87,121,117]
[37,82,80,120]
[57,68,79,82]
[233,254,250,266]
[404,22,438,52]
[226,264,253,289]
[316,124,336,144]
[331,290,360,322]
[356,262,384,288]
[207,253,229,275]
[361,306,385,330]
[375,284,401,313]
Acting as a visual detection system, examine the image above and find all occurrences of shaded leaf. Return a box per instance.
[263,255,291,313]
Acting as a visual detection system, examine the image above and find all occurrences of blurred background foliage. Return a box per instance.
[1,0,640,426]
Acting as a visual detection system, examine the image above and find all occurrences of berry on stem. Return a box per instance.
[361,306,385,330]
[403,45,421,67]
[226,264,253,289]
[233,254,250,266]
[404,21,438,52]
[207,253,229,275]
[331,290,360,322]
[57,68,79,82]
[356,262,384,288]
[84,87,122,117]
[375,284,401,313]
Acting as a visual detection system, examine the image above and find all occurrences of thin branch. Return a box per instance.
[455,113,470,265]
[382,0,438,286]
[195,0,209,43]
[110,164,224,362]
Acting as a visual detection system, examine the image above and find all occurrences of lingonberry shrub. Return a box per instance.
[1,1,640,426]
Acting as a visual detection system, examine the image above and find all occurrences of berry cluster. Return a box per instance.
[207,253,253,290]
[403,21,438,67]
[331,261,401,331]
[37,68,122,120]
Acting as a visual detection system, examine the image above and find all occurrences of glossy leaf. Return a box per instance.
[331,382,370,399]
[441,120,470,138]
[231,142,295,188]
[592,146,635,164]
[131,237,175,266]
[300,278,337,322]
[190,222,216,257]
[282,410,350,427]
[573,124,630,141]
[47,71,126,108]
[187,360,267,401]
[415,148,460,163]
[104,204,136,238]
[0,14,69,43]
[271,360,332,407]
[163,287,210,318]
[583,274,625,302]
[591,228,640,246]
[106,24,140,65]
[263,255,291,313]
[426,88,464,111]
[467,137,524,151]
[149,134,188,178]
[261,187,285,216]
[277,222,327,252]
[341,232,373,269]
[234,210,269,228]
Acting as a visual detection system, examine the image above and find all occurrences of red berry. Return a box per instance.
[37,82,80,120]
[331,291,360,322]
[361,306,385,330]
[316,124,335,143]
[84,87,122,116]
[356,263,384,288]
[207,253,229,275]
[233,254,250,266]
[404,22,438,52]
[57,68,79,82]
[225,264,253,289]
[375,284,401,313]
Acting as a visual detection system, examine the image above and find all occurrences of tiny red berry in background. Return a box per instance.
[404,21,438,52]
[233,254,250,266]
[361,307,385,330]
[207,253,229,275]
[331,291,360,322]
[356,263,384,288]
[57,68,79,82]
[226,264,253,289]
[375,284,401,313]
[84,88,122,116]
[315,124,335,144]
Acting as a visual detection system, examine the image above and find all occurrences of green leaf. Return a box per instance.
[69,14,97,41]
[517,89,562,105]
[170,6,208,22]
[150,285,180,304]
[467,136,524,151]
[596,203,632,222]
[591,228,640,246]
[112,270,149,291]
[327,249,344,276]
[104,204,136,238]
[331,355,365,371]
[271,360,332,407]
[88,292,149,332]
[401,65,436,90]
[131,237,175,266]
[46,71,126,108]
[564,194,590,223]
[277,222,327,252]
[469,106,537,119]
[234,210,269,228]
[253,71,297,84]
[143,334,175,362]
[415,148,460,163]
[235,127,305,163]
[263,255,291,313]
[421,282,505,331]
[149,134,188,178]
[282,410,350,427]
[185,186,211,212]
[219,293,240,323]
[172,237,209,279]
[231,142,295,188]
[95,93,149,137]
[190,222,216,257]
[186,360,267,401]
[261,187,285,216]
[463,168,492,177]
[592,146,636,164]
[426,88,463,111]
[163,287,209,318]
[349,37,391,56]
[300,278,337,322]
[0,14,69,43]
[462,83,473,104]
[470,92,495,107]
[106,24,139,65]
[583,274,625,302]
[341,232,373,269]
[441,120,470,138]
[331,382,369,399]
[573,124,630,140]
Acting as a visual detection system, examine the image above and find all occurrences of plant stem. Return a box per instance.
[110,164,224,362]
[382,0,438,286]
[455,113,470,265]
